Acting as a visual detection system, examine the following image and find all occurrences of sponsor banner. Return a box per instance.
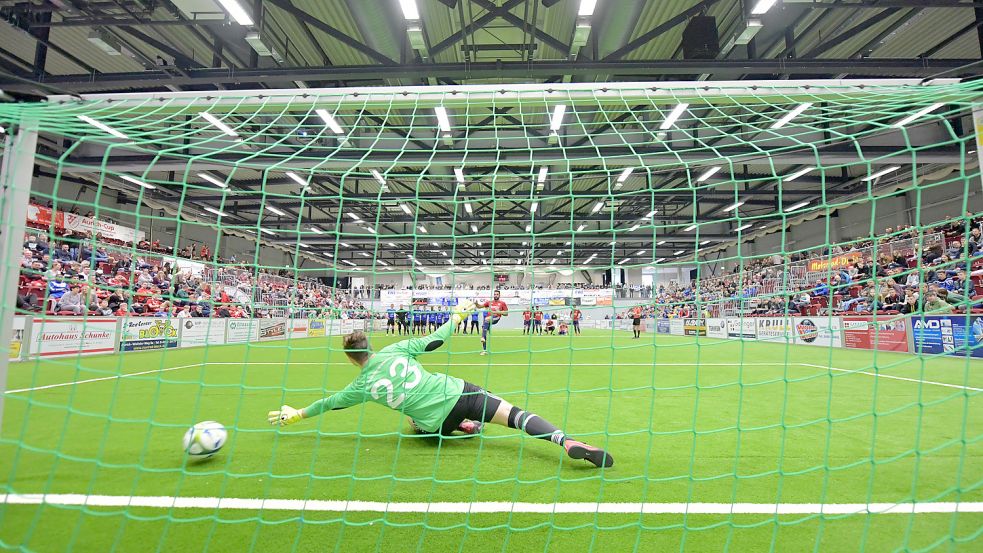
[353,320,366,331]
[912,316,983,358]
[290,319,308,339]
[63,212,145,243]
[26,204,62,228]
[727,318,757,339]
[656,319,671,334]
[756,317,794,343]
[307,319,327,337]
[807,252,863,273]
[683,318,706,336]
[595,296,613,306]
[120,319,178,352]
[30,318,117,357]
[548,298,567,306]
[226,319,258,343]
[579,296,596,306]
[707,318,727,338]
[792,317,842,347]
[843,316,909,352]
[259,319,287,341]
[9,316,25,361]
[669,319,685,336]
[179,319,226,347]
[340,320,355,334]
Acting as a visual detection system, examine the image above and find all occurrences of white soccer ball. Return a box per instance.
[183,421,227,458]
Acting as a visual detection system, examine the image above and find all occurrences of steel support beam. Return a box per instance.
[59,145,965,172]
[5,58,976,91]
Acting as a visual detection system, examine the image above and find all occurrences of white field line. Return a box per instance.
[2,362,784,395]
[1,494,981,515]
[799,363,983,393]
[7,360,980,395]
[4,363,203,394]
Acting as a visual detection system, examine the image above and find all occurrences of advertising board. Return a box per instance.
[30,318,117,357]
[842,316,909,352]
[120,319,178,352]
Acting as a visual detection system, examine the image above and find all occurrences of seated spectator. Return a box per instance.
[94,247,109,263]
[947,240,964,259]
[56,284,85,315]
[923,291,953,313]
[53,243,75,263]
[91,299,113,316]
[47,276,68,302]
[24,234,47,255]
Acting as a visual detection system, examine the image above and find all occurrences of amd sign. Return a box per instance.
[913,319,943,329]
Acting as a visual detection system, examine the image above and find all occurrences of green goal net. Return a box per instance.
[0,79,981,551]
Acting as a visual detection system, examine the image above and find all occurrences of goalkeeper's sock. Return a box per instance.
[507,406,566,445]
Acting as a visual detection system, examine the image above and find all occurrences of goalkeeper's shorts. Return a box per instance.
[428,382,502,437]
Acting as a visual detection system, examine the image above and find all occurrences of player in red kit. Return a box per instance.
[522,308,532,335]
[479,289,509,355]
[571,308,582,335]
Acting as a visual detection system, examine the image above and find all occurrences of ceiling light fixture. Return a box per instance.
[198,172,227,188]
[119,175,155,190]
[893,103,945,128]
[217,0,254,25]
[659,103,689,130]
[771,103,812,129]
[315,109,344,134]
[200,112,238,137]
[77,115,128,139]
[549,104,567,131]
[784,166,814,182]
[862,166,901,182]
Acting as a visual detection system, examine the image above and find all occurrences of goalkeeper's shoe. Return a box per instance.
[457,420,483,435]
[564,440,614,468]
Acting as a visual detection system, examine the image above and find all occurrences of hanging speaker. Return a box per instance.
[682,16,719,60]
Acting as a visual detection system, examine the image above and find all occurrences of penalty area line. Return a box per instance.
[0,494,980,515]
[799,363,983,393]
[4,363,204,394]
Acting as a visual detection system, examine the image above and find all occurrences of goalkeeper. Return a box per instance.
[269,301,613,468]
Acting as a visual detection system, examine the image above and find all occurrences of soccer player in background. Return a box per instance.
[397,305,408,335]
[413,307,424,335]
[269,301,613,468]
[631,306,643,339]
[386,304,396,335]
[478,290,509,355]
[533,308,544,335]
[571,307,582,335]
[522,307,532,335]
[468,304,480,334]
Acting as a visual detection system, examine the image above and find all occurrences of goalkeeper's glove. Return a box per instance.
[452,301,476,325]
[268,405,304,426]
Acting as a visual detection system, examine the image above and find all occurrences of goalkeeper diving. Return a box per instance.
[268,301,613,468]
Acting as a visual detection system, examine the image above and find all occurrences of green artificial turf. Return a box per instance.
[1,328,981,552]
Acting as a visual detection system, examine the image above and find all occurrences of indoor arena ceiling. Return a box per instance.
[1,0,982,269]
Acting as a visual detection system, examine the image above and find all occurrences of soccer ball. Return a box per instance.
[183,421,227,458]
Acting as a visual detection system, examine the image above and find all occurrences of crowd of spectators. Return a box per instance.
[16,205,983,323]
[615,213,982,320]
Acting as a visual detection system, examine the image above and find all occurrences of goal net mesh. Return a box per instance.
[0,80,981,551]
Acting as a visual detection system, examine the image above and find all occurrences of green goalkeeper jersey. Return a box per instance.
[301,320,465,432]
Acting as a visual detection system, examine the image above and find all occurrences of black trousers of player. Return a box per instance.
[410,382,502,437]
[469,320,479,333]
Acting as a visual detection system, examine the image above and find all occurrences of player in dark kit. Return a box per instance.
[269,301,613,468]
[396,305,408,335]
[478,290,509,356]
[386,304,396,335]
